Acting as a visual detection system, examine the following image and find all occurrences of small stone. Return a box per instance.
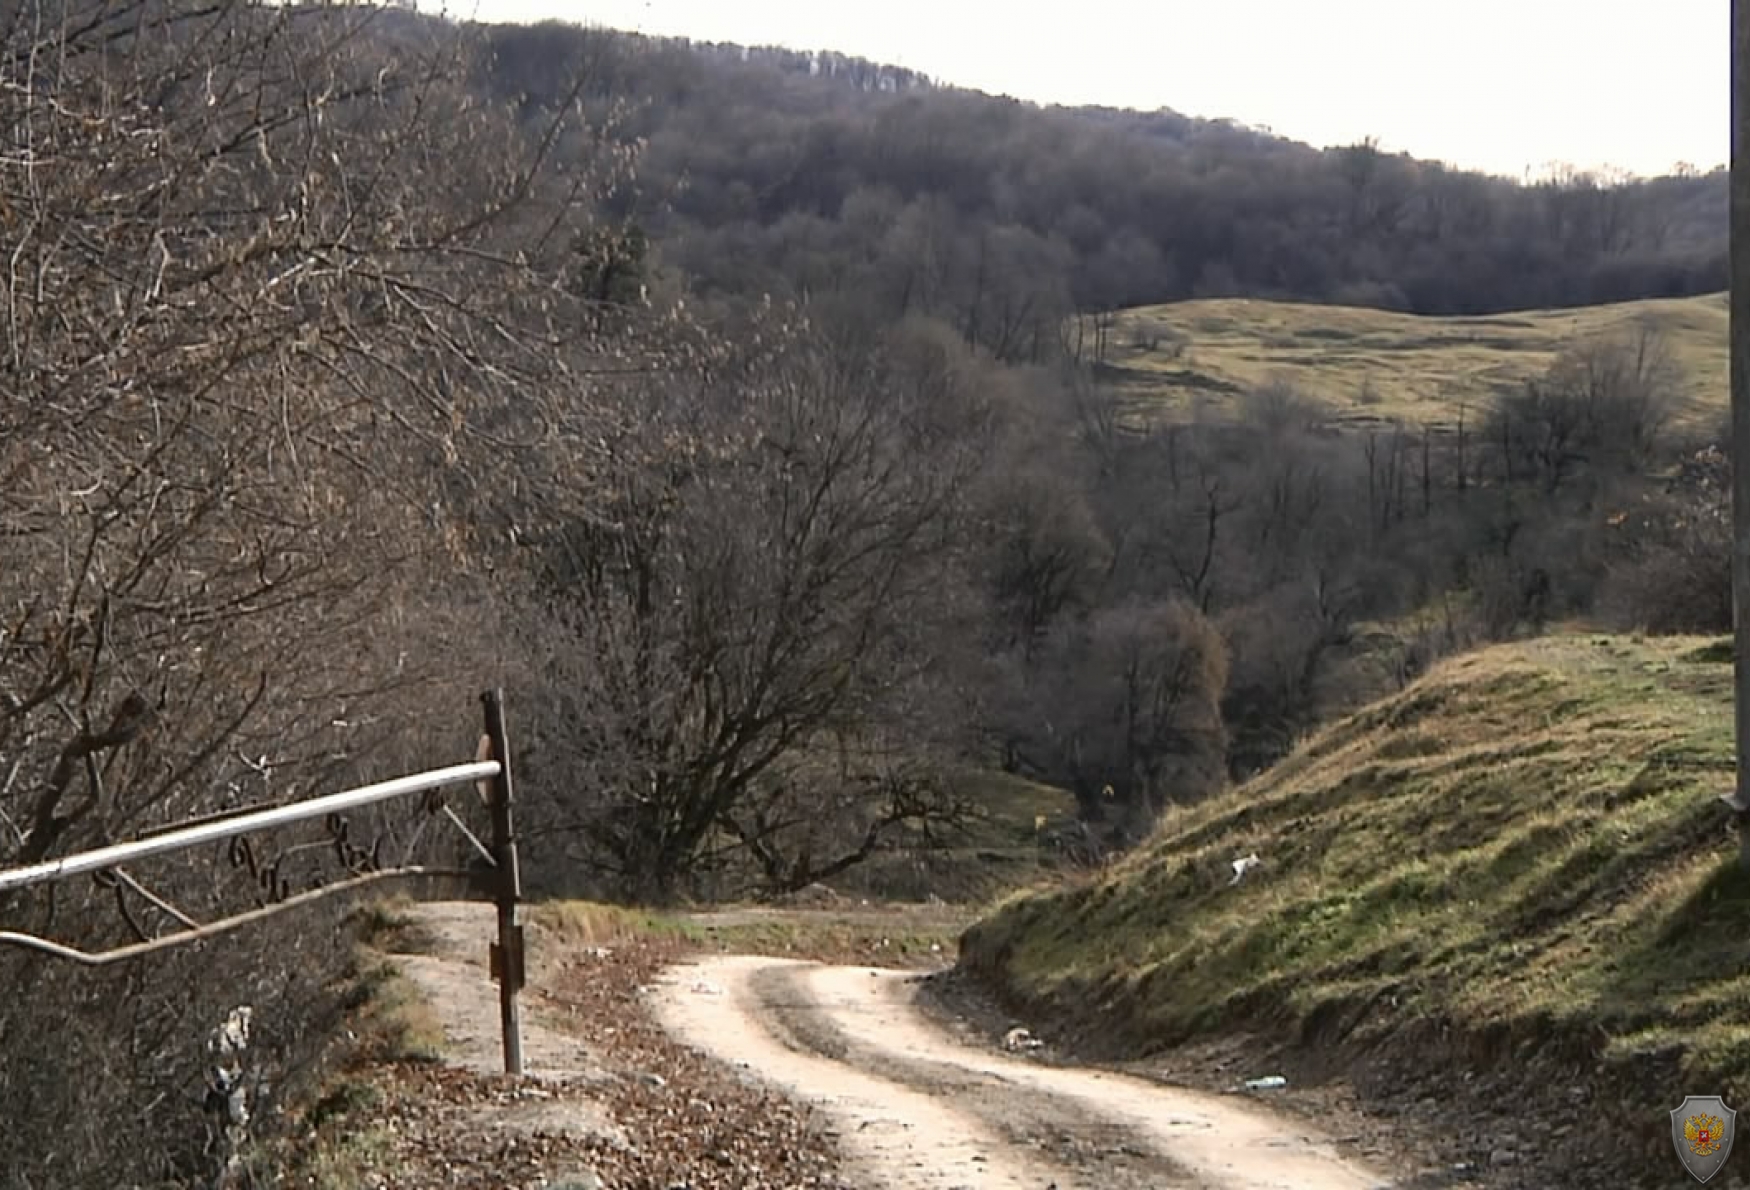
[550,1173,602,1190]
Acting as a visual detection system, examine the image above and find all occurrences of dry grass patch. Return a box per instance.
[1099,293,1727,434]
[531,897,977,969]
[530,899,696,947]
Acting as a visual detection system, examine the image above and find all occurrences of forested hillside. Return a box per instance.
[480,19,1726,353]
[465,17,1732,830]
[0,5,1733,1181]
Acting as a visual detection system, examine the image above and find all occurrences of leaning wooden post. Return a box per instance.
[482,687,525,1075]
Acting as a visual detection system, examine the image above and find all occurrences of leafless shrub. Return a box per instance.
[1597,446,1731,635]
[978,465,1111,657]
[1487,320,1679,492]
[1239,377,1329,437]
[1218,569,1365,774]
[1000,599,1229,831]
[0,0,653,1179]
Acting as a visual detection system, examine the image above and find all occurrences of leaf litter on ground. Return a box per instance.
[289,933,850,1189]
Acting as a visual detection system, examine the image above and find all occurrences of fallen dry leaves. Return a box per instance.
[542,936,850,1190]
[285,934,850,1190]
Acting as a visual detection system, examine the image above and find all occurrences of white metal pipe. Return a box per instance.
[0,866,462,965]
[0,761,500,895]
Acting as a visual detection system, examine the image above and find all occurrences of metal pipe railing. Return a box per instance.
[0,761,500,895]
[0,696,526,1074]
[0,866,467,965]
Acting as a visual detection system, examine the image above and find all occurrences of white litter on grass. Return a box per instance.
[206,1003,257,1178]
[1229,853,1263,885]
[1243,1075,1288,1090]
[1003,1027,1044,1052]
[209,1005,253,1060]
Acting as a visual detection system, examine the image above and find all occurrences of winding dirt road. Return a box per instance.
[651,954,1394,1190]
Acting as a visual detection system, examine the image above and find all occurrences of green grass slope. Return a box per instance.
[1102,293,1727,434]
[961,634,1749,1166]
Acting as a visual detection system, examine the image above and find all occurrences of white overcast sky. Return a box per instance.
[446,0,1725,180]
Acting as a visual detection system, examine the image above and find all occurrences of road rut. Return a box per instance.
[651,953,1394,1190]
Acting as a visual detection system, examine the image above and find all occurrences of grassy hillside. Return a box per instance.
[960,633,1748,1171]
[1102,292,1727,434]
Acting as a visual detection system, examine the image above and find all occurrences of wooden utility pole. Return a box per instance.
[482,688,525,1075]
[1731,0,1750,866]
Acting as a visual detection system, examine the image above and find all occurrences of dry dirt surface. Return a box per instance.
[331,901,849,1189]
[651,952,1402,1190]
[393,900,614,1088]
[365,903,1466,1189]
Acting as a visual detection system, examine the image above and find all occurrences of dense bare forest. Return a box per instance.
[0,3,1731,1182]
[481,24,1726,328]
[475,20,1728,839]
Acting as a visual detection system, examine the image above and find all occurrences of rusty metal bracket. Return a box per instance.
[488,923,527,992]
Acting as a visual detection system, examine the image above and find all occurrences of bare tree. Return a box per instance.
[0,0,647,1179]
[1487,321,1681,493]
[1002,599,1228,830]
[1599,445,1732,634]
[979,466,1110,658]
[509,317,992,901]
[1065,368,1127,476]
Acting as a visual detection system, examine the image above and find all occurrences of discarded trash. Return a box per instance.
[1243,1075,1288,1090]
[208,1006,253,1061]
[690,980,724,996]
[1003,1027,1044,1052]
[583,946,613,959]
[1229,853,1263,885]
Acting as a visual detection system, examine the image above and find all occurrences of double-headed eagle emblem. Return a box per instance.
[1685,1112,1727,1158]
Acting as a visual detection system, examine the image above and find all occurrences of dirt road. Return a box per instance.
[651,954,1394,1190]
